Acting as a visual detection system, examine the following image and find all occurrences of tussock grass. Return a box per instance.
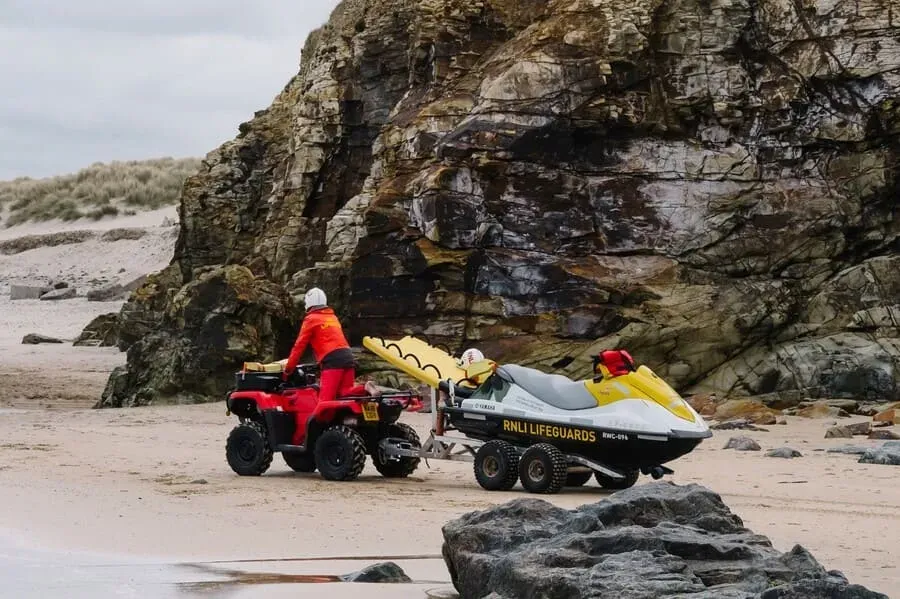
[0,157,201,227]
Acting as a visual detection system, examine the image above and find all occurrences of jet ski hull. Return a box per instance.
[444,407,710,471]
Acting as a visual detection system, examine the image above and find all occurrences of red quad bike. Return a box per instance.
[224,363,425,482]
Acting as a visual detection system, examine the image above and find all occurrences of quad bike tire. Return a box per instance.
[282,451,317,473]
[518,443,567,494]
[473,440,519,491]
[314,425,367,481]
[226,421,273,476]
[565,470,593,487]
[372,422,421,478]
[595,468,640,490]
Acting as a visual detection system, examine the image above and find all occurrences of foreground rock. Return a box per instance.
[441,482,886,599]
[102,0,900,406]
[858,441,900,466]
[22,334,63,345]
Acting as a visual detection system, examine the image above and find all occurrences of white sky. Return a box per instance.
[0,0,341,179]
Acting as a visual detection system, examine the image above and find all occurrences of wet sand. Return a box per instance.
[0,530,453,598]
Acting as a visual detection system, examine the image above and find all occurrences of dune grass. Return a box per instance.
[0,157,201,227]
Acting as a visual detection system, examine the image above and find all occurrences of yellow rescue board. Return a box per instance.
[362,336,467,389]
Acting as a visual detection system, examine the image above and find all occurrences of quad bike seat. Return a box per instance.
[496,364,598,410]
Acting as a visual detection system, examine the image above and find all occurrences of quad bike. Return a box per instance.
[224,362,424,482]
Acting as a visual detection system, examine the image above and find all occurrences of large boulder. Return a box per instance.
[98,0,900,406]
[97,265,297,407]
[441,482,887,599]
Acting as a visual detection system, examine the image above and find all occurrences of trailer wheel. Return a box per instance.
[518,443,567,494]
[565,470,593,487]
[283,451,317,473]
[314,425,367,481]
[473,440,519,491]
[226,421,273,476]
[595,468,640,490]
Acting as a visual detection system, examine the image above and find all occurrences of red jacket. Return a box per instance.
[284,307,351,375]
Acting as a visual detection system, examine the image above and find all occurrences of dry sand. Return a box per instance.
[0,209,898,596]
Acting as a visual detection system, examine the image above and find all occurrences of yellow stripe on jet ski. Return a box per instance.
[362,336,468,389]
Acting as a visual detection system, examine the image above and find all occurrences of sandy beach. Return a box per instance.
[0,210,898,597]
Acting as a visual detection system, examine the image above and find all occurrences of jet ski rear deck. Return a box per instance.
[362,335,712,494]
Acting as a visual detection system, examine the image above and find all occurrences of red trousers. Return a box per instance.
[318,367,366,403]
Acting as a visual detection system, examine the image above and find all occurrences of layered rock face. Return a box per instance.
[440,482,887,598]
[101,0,900,406]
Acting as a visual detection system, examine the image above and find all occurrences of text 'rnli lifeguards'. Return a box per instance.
[502,419,597,442]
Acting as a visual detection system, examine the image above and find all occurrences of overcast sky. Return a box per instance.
[0,0,341,180]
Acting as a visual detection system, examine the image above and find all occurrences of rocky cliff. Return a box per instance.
[99,0,900,407]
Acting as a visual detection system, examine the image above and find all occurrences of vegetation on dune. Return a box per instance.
[0,157,202,226]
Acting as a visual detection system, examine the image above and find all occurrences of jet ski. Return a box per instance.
[362,336,712,494]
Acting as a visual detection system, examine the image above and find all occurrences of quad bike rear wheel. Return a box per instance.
[226,421,273,476]
[565,470,593,487]
[473,440,519,491]
[314,425,367,481]
[518,443,567,494]
[283,451,317,473]
[373,422,421,478]
[595,468,640,490]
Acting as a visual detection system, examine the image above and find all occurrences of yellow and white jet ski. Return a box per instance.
[362,336,711,494]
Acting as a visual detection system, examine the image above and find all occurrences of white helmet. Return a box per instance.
[460,348,484,365]
[304,287,327,311]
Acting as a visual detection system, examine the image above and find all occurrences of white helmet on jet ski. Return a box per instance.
[304,287,327,311]
[460,348,484,365]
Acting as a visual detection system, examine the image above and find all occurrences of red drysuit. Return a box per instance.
[283,306,366,401]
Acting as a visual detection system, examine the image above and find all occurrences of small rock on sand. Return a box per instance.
[825,426,853,439]
[340,561,411,583]
[845,421,872,436]
[39,287,76,301]
[724,436,761,451]
[868,429,900,440]
[10,284,52,300]
[766,447,802,458]
[858,441,900,466]
[796,402,849,419]
[873,408,900,425]
[22,333,64,344]
[827,445,871,455]
[711,419,769,432]
[87,284,127,302]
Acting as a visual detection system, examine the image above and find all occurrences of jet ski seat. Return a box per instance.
[496,364,598,410]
